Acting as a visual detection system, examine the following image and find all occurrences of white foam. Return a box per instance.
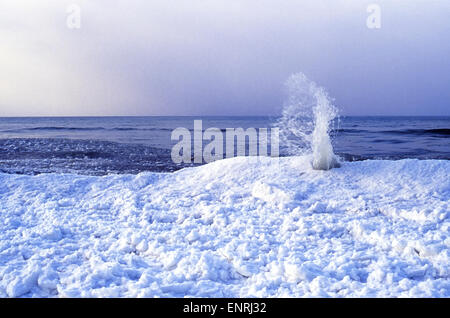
[277,73,339,170]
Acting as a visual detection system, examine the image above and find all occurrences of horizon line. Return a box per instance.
[0,114,449,118]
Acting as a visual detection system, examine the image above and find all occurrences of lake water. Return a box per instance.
[0,116,448,175]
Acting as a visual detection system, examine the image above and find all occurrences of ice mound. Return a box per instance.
[0,157,448,297]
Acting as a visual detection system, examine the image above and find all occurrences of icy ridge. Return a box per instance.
[0,157,448,297]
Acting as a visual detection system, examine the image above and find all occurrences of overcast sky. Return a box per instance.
[0,0,449,116]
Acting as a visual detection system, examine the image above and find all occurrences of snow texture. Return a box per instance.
[0,156,448,297]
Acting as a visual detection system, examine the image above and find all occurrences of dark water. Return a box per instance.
[0,116,448,175]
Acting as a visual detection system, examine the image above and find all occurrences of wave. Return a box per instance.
[112,127,172,131]
[0,138,183,175]
[1,127,175,132]
[336,152,450,161]
[5,127,107,132]
[2,127,235,133]
[333,128,369,134]
[276,72,339,170]
[332,128,450,136]
[382,128,450,136]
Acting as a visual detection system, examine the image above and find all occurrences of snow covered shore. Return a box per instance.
[0,156,448,297]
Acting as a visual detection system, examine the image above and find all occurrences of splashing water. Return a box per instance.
[276,73,340,170]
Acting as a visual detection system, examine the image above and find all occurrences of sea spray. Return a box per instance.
[276,73,340,170]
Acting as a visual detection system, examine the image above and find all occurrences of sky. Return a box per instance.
[0,0,449,116]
